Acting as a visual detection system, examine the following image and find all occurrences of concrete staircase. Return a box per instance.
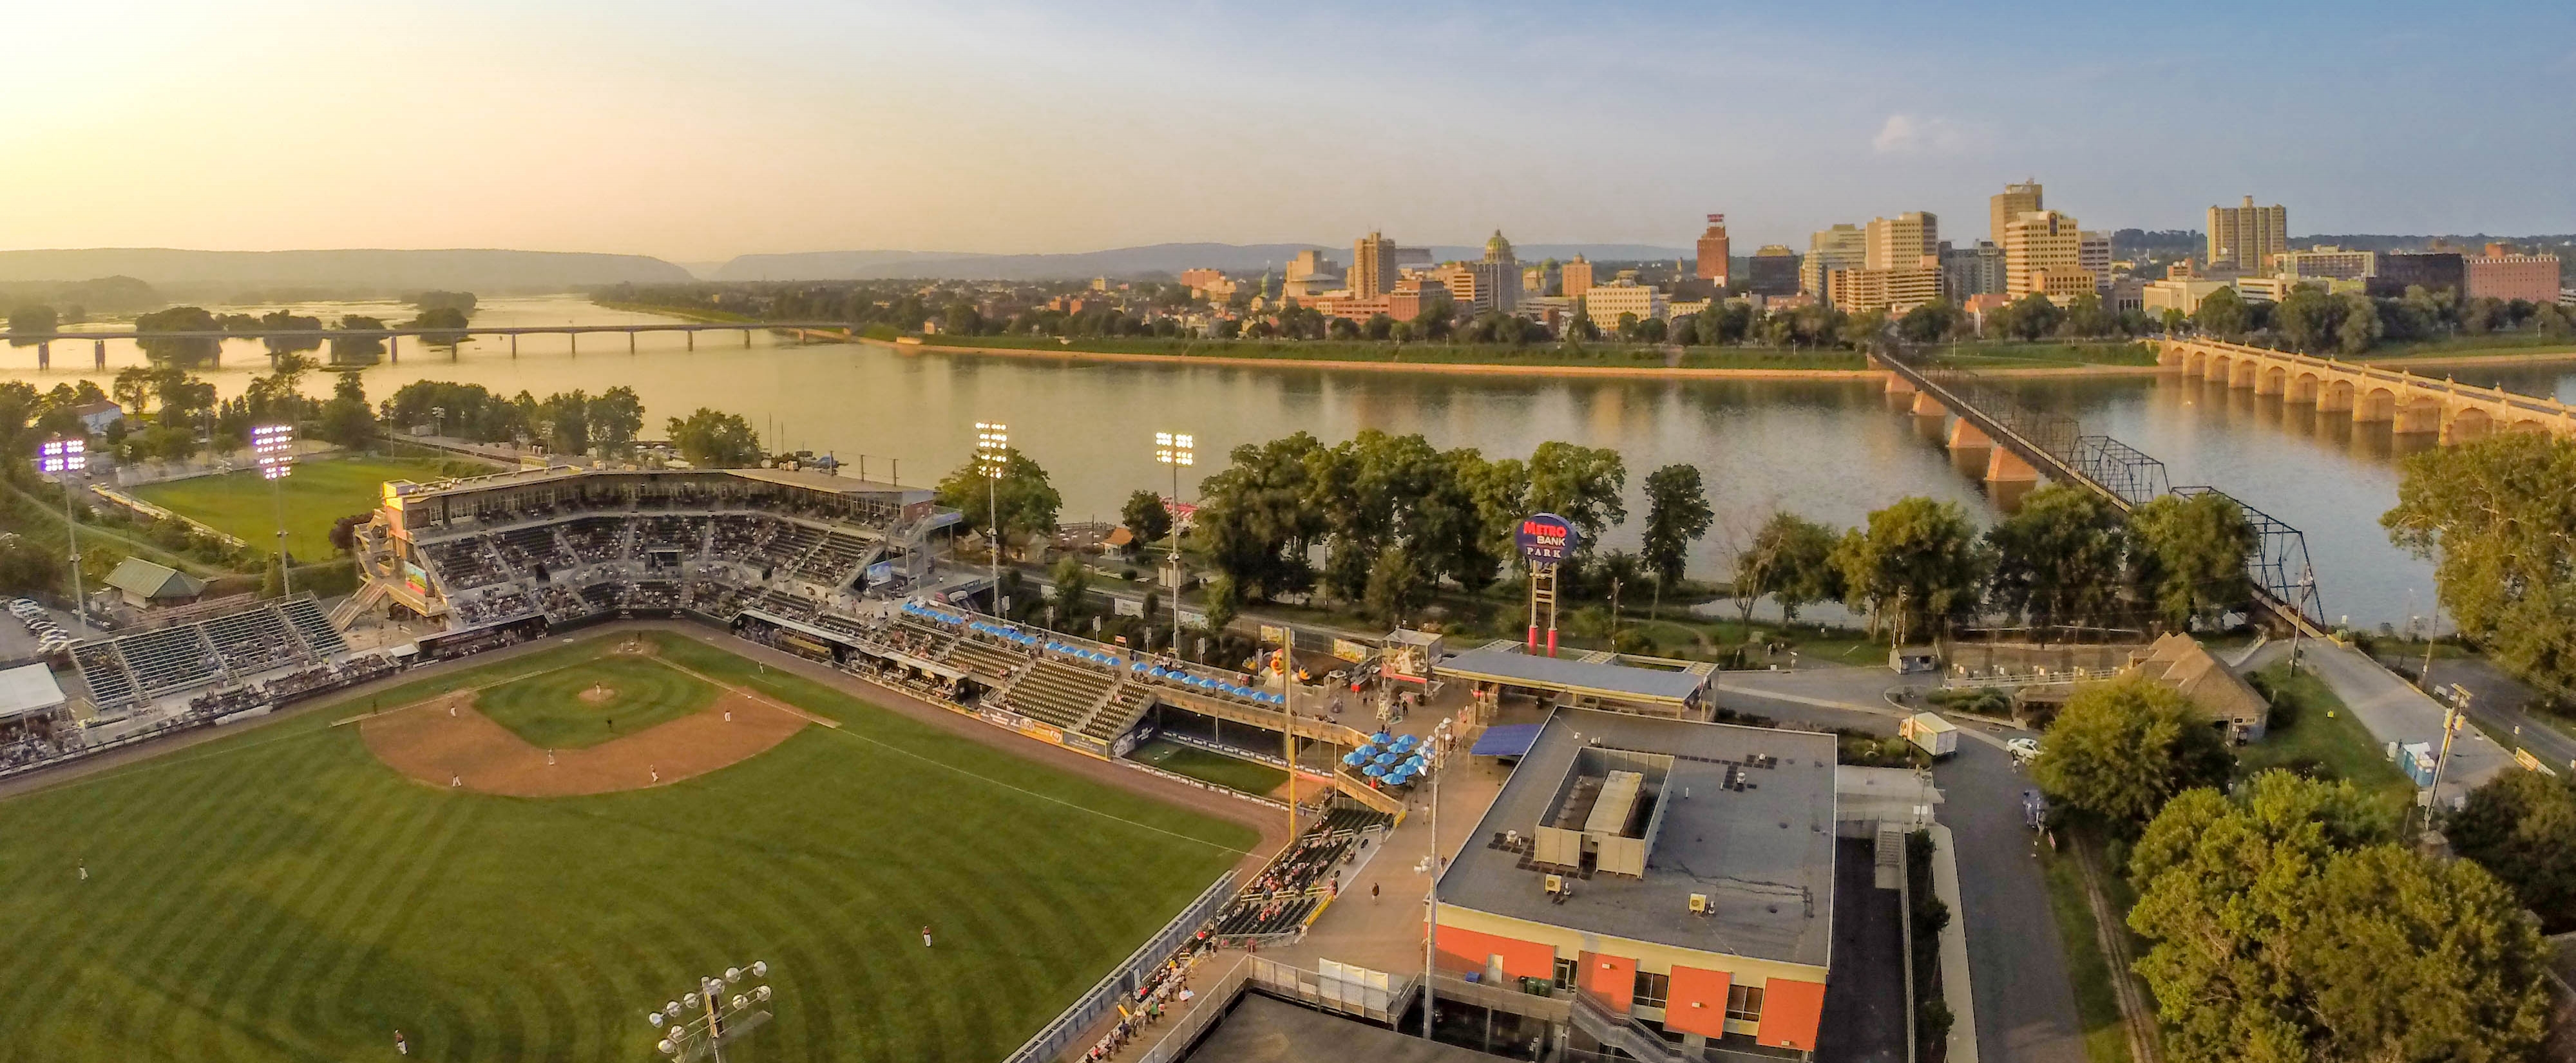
[1570,986,1685,1063]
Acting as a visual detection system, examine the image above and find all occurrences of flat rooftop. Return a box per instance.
[1436,708,1837,969]
[1181,994,1491,1063]
[1439,649,1708,706]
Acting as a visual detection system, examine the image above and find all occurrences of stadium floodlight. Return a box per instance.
[34,437,91,634]
[973,422,1008,614]
[1153,432,1193,653]
[252,424,297,595]
[642,961,774,1062]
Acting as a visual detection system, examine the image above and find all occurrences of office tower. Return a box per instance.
[1990,180,2043,245]
[1942,240,2006,297]
[1695,214,1732,285]
[1746,247,1800,297]
[2003,210,2093,299]
[1353,231,1397,295]
[2205,196,2289,272]
[1800,224,1866,295]
[1563,255,1596,298]
[1471,231,1520,311]
[1864,212,1938,271]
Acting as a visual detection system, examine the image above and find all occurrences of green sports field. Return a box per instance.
[1129,738,1288,796]
[0,631,1255,1062]
[475,653,716,749]
[132,456,457,561]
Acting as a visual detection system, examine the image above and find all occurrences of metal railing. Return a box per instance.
[1000,871,1236,1063]
[1570,985,1685,1063]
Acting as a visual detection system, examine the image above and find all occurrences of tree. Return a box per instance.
[1192,432,1326,600]
[7,304,57,347]
[1638,463,1713,614]
[1896,299,1961,343]
[1201,575,1240,636]
[316,371,376,446]
[257,310,324,355]
[1990,294,2063,341]
[1120,490,1172,557]
[2274,284,2342,353]
[406,306,470,350]
[2333,292,2381,354]
[133,306,220,364]
[539,390,592,455]
[331,316,389,363]
[2129,493,2256,629]
[1831,497,1986,640]
[2031,676,2235,828]
[2126,772,2548,1063]
[2383,434,2576,691]
[2191,286,2249,338]
[933,448,1063,557]
[588,387,645,453]
[1732,512,1840,624]
[2448,769,2576,932]
[1363,543,1429,626]
[663,408,763,468]
[1984,484,2129,629]
[1048,555,1091,627]
[1527,441,1627,550]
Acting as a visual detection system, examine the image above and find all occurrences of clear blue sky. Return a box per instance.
[5,1,2571,259]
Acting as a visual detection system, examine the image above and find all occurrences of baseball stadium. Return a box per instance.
[1,463,1885,1063]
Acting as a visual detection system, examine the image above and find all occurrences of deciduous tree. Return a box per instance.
[1830,496,1986,639]
[2129,492,2256,630]
[2448,769,2576,932]
[1639,463,1712,614]
[2383,434,2576,691]
[664,408,764,469]
[1985,484,2129,629]
[2031,676,2234,828]
[1120,490,1171,557]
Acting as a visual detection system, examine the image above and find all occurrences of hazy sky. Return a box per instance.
[7,1,2573,260]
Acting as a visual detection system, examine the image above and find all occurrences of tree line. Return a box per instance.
[2177,282,2569,356]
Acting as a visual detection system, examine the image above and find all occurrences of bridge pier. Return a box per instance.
[629,332,636,354]
[568,332,576,355]
[1909,392,1947,418]
[388,336,397,363]
[2253,368,2284,396]
[33,341,46,369]
[510,334,518,356]
[743,329,752,348]
[1985,448,2039,510]
[687,330,694,351]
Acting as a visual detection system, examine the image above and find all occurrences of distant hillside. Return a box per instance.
[0,248,692,295]
[713,242,1699,281]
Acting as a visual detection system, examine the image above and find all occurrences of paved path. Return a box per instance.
[2298,641,2512,807]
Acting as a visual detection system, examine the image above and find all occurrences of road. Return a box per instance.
[2282,641,2514,807]
[1714,672,2086,1063]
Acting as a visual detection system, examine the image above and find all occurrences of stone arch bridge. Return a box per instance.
[2159,338,2576,444]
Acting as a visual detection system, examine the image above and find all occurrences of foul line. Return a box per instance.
[645,655,841,729]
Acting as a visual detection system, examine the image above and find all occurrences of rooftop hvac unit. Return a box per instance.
[1544,874,1564,895]
[1689,893,1710,915]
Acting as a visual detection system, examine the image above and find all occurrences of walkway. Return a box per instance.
[2293,641,2512,805]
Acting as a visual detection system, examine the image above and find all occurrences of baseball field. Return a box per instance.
[131,455,456,560]
[0,629,1257,1062]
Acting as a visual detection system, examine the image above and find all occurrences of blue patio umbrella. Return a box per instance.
[1371,731,1394,745]
[1343,751,1369,767]
[1362,763,1388,779]
[1373,752,1399,767]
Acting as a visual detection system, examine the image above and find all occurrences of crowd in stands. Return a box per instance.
[1209,803,1391,943]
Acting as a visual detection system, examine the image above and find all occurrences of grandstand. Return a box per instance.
[70,593,355,711]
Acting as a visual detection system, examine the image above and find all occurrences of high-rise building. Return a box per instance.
[1747,246,1801,296]
[1990,180,2043,245]
[1825,266,1945,314]
[2367,253,2465,298]
[1353,231,1397,296]
[2078,232,2112,289]
[1579,280,1667,331]
[1562,255,1596,298]
[2206,196,2289,273]
[2003,210,2094,300]
[1864,212,1938,271]
[1941,240,2007,298]
[2275,247,2376,281]
[1695,214,1732,286]
[1800,224,1867,296]
[1471,231,1520,312]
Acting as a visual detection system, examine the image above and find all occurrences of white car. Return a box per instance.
[2006,737,2042,765]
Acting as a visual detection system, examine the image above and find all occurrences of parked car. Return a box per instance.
[2006,736,2041,765]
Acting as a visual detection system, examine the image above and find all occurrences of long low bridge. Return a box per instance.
[2160,338,2576,442]
[6,321,859,367]
[1879,348,2327,635]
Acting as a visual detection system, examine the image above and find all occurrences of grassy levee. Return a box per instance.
[133,456,455,560]
[0,630,1254,1063]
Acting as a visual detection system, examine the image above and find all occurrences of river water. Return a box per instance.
[13,295,2573,627]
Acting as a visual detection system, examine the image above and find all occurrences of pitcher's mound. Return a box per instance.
[577,685,616,705]
[361,689,803,797]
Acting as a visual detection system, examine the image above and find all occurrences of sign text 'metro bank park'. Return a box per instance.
[1515,513,1577,566]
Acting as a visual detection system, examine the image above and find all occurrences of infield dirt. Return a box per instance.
[359,685,803,796]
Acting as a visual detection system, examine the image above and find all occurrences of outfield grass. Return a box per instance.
[133,456,456,561]
[473,655,716,749]
[0,630,1255,1063]
[1129,738,1286,795]
[2241,663,2417,816]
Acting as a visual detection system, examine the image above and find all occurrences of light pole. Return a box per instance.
[1154,432,1193,652]
[645,960,774,1063]
[975,422,1008,616]
[1422,718,1448,1040]
[36,437,90,634]
[253,424,296,595]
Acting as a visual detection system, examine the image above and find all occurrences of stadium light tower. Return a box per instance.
[253,424,296,595]
[35,437,90,634]
[975,422,1008,615]
[1152,431,1192,651]
[645,960,774,1063]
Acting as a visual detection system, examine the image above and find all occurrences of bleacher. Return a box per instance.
[279,596,347,657]
[1212,896,1317,938]
[202,606,298,674]
[494,525,568,571]
[634,515,708,555]
[750,522,826,571]
[1083,684,1155,740]
[788,531,875,586]
[421,539,505,590]
[119,624,222,695]
[558,517,624,564]
[709,515,775,560]
[72,642,137,706]
[1001,658,1118,731]
[945,638,1026,680]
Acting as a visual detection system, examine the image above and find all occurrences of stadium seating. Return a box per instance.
[118,625,222,695]
[72,642,137,706]
[1000,658,1116,731]
[1083,685,1155,740]
[278,597,348,657]
[202,606,298,674]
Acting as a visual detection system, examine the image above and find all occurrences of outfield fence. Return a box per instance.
[1004,870,1237,1063]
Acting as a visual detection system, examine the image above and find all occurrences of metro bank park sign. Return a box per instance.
[1515,513,1578,566]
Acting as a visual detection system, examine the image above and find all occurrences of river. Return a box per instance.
[12,294,2573,627]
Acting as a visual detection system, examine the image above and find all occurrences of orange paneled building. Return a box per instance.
[1430,709,1838,1055]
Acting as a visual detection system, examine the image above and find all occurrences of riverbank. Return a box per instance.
[863,336,2175,380]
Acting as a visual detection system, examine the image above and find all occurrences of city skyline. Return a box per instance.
[5,1,2574,261]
